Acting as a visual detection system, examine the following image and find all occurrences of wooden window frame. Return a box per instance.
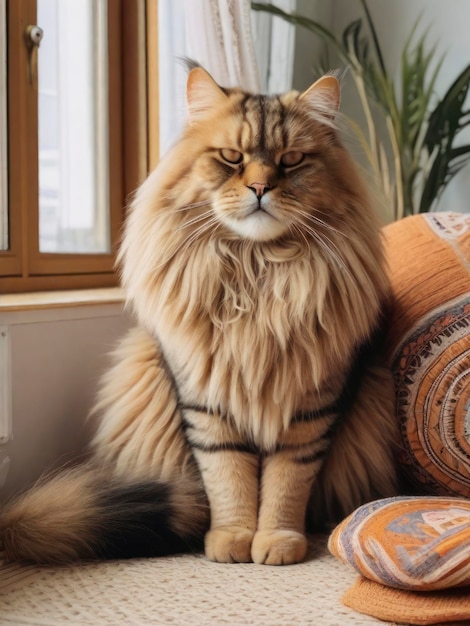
[0,0,157,294]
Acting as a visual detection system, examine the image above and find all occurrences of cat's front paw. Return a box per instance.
[205,526,254,563]
[251,530,307,565]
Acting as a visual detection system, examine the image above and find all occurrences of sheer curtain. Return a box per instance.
[158,0,297,154]
[251,0,297,93]
[183,0,260,91]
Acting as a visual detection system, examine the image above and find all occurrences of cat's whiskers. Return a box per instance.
[170,200,213,214]
[178,216,221,258]
[296,219,353,279]
[176,209,215,232]
[296,208,342,236]
[304,223,345,265]
[149,214,220,271]
[275,199,343,261]
[294,210,346,259]
[279,192,342,235]
[288,222,312,254]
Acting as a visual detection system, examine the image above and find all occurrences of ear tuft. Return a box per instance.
[299,75,341,119]
[186,67,228,121]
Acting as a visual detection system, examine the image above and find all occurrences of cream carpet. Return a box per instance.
[0,535,401,626]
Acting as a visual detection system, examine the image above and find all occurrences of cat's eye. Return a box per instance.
[220,149,243,165]
[280,151,304,167]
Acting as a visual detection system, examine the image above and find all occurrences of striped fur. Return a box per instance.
[0,68,398,565]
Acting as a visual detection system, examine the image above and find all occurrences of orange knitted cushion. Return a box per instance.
[383,213,470,497]
[328,496,470,590]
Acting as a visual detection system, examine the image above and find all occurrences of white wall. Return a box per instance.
[292,0,333,90]
[0,304,132,502]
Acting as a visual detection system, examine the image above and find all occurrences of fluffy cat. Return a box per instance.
[0,65,398,566]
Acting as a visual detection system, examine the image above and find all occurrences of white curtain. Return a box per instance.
[183,0,260,91]
[252,0,297,94]
[158,0,297,154]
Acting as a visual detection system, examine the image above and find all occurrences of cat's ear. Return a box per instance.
[186,67,228,121]
[299,75,340,119]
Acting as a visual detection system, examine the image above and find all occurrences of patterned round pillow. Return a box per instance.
[383,213,470,497]
[328,496,470,590]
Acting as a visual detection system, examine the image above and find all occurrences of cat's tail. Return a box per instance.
[0,463,208,564]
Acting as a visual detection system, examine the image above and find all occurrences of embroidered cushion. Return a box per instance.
[328,496,470,590]
[383,213,470,497]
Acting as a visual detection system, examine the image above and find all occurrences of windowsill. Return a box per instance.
[0,287,125,312]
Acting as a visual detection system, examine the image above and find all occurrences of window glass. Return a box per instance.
[37,0,110,253]
[0,0,7,251]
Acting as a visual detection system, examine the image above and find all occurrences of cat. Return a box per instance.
[0,64,398,566]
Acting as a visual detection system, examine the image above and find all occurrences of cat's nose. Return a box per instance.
[247,182,271,198]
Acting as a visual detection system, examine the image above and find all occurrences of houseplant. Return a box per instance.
[252,1,470,220]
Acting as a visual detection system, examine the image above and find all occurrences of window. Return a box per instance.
[37,0,110,255]
[0,0,7,253]
[0,0,157,293]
